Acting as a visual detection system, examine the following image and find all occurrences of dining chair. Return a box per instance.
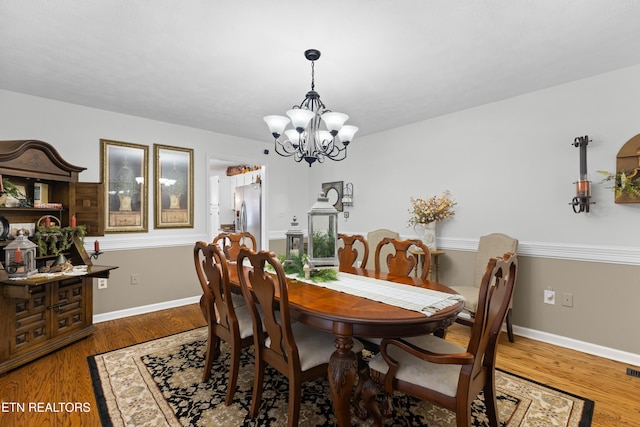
[337,233,369,268]
[366,229,399,273]
[362,252,517,427]
[193,241,255,405]
[237,248,364,427]
[374,237,431,280]
[449,233,519,342]
[213,231,258,262]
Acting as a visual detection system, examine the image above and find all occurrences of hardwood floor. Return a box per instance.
[0,303,638,426]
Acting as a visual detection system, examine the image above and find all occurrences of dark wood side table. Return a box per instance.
[409,248,445,282]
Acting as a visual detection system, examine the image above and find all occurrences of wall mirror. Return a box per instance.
[154,144,194,228]
[101,139,149,233]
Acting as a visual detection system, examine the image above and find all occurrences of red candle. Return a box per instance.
[71,214,76,228]
[94,240,100,253]
[44,216,51,228]
[14,247,22,264]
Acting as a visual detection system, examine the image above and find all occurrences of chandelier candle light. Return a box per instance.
[263,49,358,166]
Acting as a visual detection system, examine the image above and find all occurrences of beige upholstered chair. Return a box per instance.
[363,253,517,427]
[367,229,400,273]
[193,241,254,405]
[237,248,364,427]
[449,233,519,342]
[337,233,369,268]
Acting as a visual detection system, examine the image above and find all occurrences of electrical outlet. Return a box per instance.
[131,273,140,285]
[544,289,555,305]
[562,293,573,307]
[97,278,108,289]
[344,211,349,219]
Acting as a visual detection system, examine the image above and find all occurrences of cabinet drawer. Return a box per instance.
[3,283,46,299]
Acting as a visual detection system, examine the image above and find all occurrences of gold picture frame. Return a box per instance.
[154,144,194,228]
[101,139,149,233]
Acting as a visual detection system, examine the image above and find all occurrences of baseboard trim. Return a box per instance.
[95,297,640,367]
[512,325,640,367]
[92,295,201,324]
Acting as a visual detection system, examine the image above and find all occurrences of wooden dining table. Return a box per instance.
[229,264,463,427]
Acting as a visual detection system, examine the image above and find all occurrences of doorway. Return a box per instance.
[207,155,266,249]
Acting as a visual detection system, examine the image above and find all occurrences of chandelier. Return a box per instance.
[263,49,358,167]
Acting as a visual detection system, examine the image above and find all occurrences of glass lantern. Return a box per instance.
[285,216,304,266]
[4,232,38,278]
[307,193,338,267]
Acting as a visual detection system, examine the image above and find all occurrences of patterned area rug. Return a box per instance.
[88,328,593,427]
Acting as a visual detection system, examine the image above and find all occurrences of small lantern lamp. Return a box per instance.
[307,193,338,267]
[285,216,305,265]
[4,232,38,278]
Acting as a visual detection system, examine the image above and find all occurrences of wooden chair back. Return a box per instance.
[238,248,337,426]
[337,233,369,268]
[367,229,399,272]
[213,231,257,261]
[369,253,517,426]
[237,248,298,372]
[193,241,253,404]
[374,237,431,280]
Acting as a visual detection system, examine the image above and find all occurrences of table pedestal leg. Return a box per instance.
[328,330,357,427]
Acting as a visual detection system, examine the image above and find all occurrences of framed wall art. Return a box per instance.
[101,139,149,233]
[154,144,194,228]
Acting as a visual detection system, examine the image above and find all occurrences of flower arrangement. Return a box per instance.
[408,190,457,225]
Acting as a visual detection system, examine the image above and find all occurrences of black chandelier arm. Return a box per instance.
[273,138,301,157]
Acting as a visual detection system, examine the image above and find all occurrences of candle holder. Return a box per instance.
[90,250,102,260]
[570,135,596,213]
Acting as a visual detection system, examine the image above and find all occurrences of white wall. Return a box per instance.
[310,64,640,253]
[0,89,311,249]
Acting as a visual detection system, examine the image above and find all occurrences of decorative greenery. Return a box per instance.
[276,253,338,283]
[1,178,31,207]
[311,229,335,259]
[597,170,640,199]
[408,190,457,226]
[33,225,86,257]
[112,159,139,196]
[164,165,186,196]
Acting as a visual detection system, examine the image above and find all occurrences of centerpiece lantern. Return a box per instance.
[307,193,338,268]
[4,231,38,278]
[285,216,304,266]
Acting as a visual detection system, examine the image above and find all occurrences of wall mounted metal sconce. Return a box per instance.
[342,182,353,207]
[570,135,595,213]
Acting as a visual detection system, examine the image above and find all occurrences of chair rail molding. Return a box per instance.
[287,230,640,267]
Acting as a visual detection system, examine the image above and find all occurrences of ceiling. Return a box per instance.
[2,1,640,145]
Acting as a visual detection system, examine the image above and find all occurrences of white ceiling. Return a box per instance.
[2,1,640,144]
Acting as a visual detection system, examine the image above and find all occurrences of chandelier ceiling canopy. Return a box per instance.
[264,49,358,167]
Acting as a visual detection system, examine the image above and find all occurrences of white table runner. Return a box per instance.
[291,272,464,317]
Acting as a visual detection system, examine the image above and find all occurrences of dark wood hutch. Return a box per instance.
[0,140,115,375]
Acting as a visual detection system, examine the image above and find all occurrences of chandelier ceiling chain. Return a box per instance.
[263,49,358,167]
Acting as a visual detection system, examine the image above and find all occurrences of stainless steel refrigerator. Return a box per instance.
[234,183,261,249]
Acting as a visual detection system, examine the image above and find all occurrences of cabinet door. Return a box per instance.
[51,278,88,336]
[70,182,104,236]
[7,284,49,357]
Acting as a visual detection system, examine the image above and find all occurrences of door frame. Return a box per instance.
[205,152,267,249]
